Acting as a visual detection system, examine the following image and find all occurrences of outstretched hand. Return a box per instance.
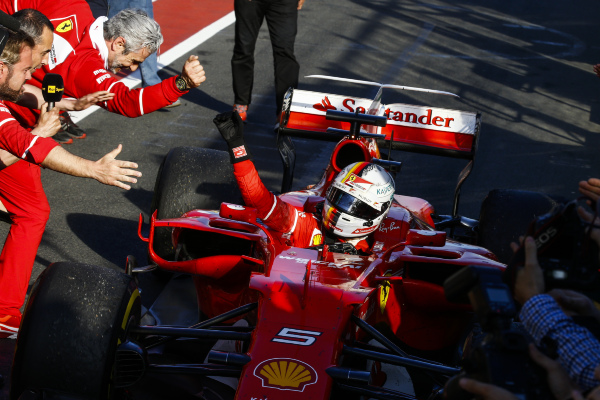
[66,91,115,111]
[93,144,142,190]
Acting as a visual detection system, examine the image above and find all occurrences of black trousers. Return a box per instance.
[232,0,300,114]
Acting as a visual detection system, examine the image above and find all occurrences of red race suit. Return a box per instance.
[0,101,59,318]
[234,161,372,252]
[234,160,324,247]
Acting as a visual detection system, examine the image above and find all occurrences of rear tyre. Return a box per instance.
[10,262,141,400]
[477,189,560,263]
[150,147,242,261]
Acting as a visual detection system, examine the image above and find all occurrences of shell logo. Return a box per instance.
[254,358,318,392]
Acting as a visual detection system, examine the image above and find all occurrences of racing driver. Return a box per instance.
[213,111,396,253]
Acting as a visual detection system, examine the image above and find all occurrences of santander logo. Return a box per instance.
[297,90,477,135]
[385,107,454,128]
[312,96,454,129]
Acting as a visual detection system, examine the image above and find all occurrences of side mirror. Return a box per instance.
[219,203,258,224]
[406,229,446,247]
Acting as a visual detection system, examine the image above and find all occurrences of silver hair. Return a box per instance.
[104,9,163,54]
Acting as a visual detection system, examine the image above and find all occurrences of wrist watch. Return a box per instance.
[175,75,189,91]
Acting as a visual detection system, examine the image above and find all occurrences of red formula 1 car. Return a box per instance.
[10,78,532,400]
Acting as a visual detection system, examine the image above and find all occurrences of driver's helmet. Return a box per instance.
[322,162,395,238]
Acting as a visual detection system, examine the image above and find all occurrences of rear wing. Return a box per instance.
[277,88,482,217]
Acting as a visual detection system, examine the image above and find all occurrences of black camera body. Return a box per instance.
[443,265,552,400]
[507,200,600,291]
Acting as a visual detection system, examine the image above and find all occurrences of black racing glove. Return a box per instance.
[213,111,252,164]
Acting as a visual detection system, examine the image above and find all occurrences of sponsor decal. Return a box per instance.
[291,90,477,135]
[342,173,373,192]
[342,98,367,114]
[254,358,318,392]
[227,204,245,210]
[277,256,363,269]
[49,46,56,65]
[372,241,384,251]
[272,328,322,346]
[384,107,455,129]
[379,280,391,314]
[45,85,63,94]
[56,19,73,33]
[376,185,394,196]
[96,73,111,84]
[351,226,377,235]
[378,221,401,233]
[232,145,247,158]
[310,233,323,246]
[313,96,336,112]
[93,69,108,75]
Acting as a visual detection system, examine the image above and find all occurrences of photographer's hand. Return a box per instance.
[549,289,600,321]
[513,236,545,305]
[579,178,600,203]
[528,343,581,400]
[458,378,519,400]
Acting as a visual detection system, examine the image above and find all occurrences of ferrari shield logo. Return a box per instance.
[56,20,74,33]
[379,280,390,314]
[254,358,318,392]
[342,173,372,192]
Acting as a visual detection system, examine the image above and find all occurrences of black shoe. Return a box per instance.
[60,113,86,139]
[53,131,73,144]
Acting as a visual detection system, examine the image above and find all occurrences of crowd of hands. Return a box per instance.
[458,178,600,399]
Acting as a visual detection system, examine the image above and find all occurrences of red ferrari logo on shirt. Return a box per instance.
[232,145,247,158]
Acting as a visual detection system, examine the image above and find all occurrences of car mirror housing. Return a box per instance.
[406,229,446,247]
[219,203,258,224]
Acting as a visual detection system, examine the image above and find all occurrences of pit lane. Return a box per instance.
[1,0,600,397]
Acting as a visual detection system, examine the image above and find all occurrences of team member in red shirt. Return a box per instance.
[0,0,206,126]
[0,29,141,339]
[213,111,396,252]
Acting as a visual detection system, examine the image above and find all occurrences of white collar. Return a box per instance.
[88,17,109,69]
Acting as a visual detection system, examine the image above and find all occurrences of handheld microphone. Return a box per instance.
[42,74,64,111]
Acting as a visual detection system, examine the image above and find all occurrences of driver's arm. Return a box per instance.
[213,111,297,233]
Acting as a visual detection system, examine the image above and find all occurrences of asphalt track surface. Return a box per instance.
[2,0,600,397]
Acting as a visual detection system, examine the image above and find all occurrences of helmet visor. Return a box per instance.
[327,187,383,220]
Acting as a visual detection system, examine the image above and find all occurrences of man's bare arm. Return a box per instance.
[18,84,114,111]
[40,144,142,190]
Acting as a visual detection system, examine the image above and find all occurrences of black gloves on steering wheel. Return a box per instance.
[213,111,252,164]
